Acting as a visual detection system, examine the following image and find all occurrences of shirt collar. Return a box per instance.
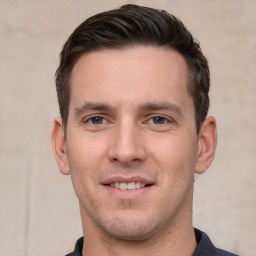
[193,228,217,255]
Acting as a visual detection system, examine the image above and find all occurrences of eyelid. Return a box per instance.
[145,114,174,124]
[82,114,111,124]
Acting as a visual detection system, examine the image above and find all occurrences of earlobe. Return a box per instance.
[51,116,70,175]
[195,116,217,174]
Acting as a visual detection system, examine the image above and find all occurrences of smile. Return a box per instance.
[109,181,146,190]
[103,178,154,199]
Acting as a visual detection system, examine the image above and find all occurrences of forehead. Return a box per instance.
[72,46,189,80]
[70,46,192,109]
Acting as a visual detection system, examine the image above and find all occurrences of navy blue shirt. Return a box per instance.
[66,229,238,256]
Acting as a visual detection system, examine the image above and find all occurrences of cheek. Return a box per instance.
[148,134,198,179]
[67,132,108,171]
[66,135,107,198]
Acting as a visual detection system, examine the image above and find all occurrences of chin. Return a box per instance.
[100,215,160,241]
[106,227,154,241]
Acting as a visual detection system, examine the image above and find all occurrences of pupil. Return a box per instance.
[92,117,103,124]
[153,117,165,124]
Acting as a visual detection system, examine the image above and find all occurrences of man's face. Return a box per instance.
[60,46,202,240]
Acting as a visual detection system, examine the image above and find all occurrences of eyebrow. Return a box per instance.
[74,101,183,117]
[75,102,114,117]
[138,102,183,116]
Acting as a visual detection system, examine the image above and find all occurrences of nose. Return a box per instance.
[108,121,147,165]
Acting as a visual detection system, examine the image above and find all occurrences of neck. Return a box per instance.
[85,231,196,256]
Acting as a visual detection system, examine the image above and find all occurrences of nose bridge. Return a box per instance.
[108,117,146,163]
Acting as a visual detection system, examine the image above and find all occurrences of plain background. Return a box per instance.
[0,0,255,255]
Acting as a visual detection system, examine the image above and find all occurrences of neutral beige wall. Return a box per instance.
[0,0,255,255]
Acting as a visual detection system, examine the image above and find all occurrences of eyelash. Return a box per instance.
[147,116,171,125]
[83,115,109,125]
[82,115,174,127]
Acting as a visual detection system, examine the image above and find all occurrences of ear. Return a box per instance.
[51,116,70,175]
[195,116,217,174]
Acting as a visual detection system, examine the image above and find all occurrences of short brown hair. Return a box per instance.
[55,4,210,134]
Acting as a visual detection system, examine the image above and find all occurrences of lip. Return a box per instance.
[103,184,153,199]
[102,175,154,185]
[101,175,155,200]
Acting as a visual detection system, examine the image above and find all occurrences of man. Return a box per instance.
[52,4,238,256]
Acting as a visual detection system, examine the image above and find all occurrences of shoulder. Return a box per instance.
[65,236,84,256]
[216,248,238,256]
[193,229,239,256]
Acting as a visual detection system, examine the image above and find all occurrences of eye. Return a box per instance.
[85,116,108,125]
[149,116,169,125]
[81,115,112,131]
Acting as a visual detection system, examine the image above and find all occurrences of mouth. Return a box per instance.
[106,181,152,190]
[102,176,155,195]
[103,180,153,199]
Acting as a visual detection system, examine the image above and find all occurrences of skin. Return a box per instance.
[52,46,217,256]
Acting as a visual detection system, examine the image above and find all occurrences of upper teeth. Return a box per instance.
[110,182,146,190]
